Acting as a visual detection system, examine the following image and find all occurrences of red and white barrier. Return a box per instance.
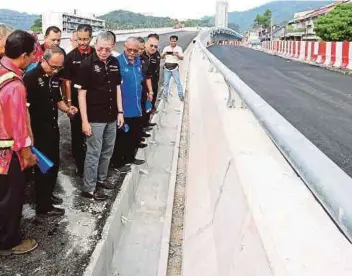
[260,40,352,71]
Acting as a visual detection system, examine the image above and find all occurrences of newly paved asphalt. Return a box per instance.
[1,31,197,276]
[209,45,352,177]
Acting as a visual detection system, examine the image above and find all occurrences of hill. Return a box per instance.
[0,9,39,30]
[228,1,332,31]
[99,10,178,29]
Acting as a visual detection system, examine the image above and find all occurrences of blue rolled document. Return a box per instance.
[145,100,152,113]
[32,147,54,174]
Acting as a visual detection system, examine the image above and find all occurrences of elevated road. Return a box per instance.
[1,31,197,276]
[209,45,352,178]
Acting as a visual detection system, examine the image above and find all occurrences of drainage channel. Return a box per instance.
[109,45,193,276]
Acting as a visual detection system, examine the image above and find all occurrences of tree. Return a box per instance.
[31,16,42,33]
[315,3,352,41]
[254,9,272,29]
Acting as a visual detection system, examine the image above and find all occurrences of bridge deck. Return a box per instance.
[210,45,352,177]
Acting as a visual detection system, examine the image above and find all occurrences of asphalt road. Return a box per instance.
[1,31,197,276]
[209,45,352,178]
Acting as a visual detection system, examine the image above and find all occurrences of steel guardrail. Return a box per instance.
[197,28,352,243]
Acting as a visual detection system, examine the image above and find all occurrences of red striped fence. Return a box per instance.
[262,40,352,70]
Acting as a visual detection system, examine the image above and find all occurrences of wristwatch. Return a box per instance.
[118,111,124,114]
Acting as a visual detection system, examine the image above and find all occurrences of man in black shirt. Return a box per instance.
[77,31,124,201]
[137,37,152,144]
[24,47,78,216]
[62,24,94,177]
[145,33,161,112]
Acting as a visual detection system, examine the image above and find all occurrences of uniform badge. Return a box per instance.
[124,68,129,72]
[38,77,45,87]
[94,65,101,72]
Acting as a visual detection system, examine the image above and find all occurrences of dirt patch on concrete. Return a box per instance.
[166,78,189,276]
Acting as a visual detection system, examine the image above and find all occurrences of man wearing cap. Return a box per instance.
[77,31,124,201]
[24,47,78,216]
[0,30,38,255]
[62,24,94,177]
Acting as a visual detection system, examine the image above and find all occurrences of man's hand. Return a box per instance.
[82,122,92,136]
[23,153,37,169]
[117,114,124,128]
[67,106,78,117]
[19,147,37,169]
[147,92,153,102]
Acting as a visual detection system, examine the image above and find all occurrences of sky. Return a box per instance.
[0,0,273,20]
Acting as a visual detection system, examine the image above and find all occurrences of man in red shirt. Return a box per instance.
[0,30,38,255]
[41,26,62,52]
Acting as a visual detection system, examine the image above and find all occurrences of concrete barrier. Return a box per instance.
[182,39,352,276]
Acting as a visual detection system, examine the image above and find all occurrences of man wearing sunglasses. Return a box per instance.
[23,46,78,217]
[145,33,161,114]
[62,24,94,178]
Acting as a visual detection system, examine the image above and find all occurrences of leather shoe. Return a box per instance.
[82,188,108,201]
[37,206,65,217]
[51,195,63,205]
[97,181,115,190]
[142,132,151,138]
[133,159,145,165]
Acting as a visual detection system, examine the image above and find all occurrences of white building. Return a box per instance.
[42,10,105,34]
[215,1,229,28]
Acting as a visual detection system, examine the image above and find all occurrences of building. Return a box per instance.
[215,1,229,28]
[285,0,350,41]
[42,10,105,34]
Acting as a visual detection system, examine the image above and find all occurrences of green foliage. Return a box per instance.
[100,10,177,29]
[315,3,352,41]
[100,10,212,29]
[227,1,331,32]
[254,9,272,28]
[31,16,42,33]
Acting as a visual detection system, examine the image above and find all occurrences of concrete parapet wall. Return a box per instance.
[182,43,352,276]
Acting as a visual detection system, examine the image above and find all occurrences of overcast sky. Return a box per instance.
[1,0,275,19]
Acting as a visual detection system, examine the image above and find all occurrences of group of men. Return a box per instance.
[0,23,184,255]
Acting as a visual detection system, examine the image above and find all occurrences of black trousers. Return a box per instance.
[151,80,159,109]
[70,114,86,174]
[141,88,149,127]
[112,117,143,167]
[33,126,60,212]
[0,154,25,250]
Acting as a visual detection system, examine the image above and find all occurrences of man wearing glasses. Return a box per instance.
[23,47,78,217]
[77,31,124,201]
[145,33,161,113]
[62,24,94,177]
[113,37,145,171]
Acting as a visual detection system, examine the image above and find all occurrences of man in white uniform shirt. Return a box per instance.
[161,35,184,101]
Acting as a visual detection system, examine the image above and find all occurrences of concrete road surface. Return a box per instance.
[209,45,352,178]
[0,31,197,276]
